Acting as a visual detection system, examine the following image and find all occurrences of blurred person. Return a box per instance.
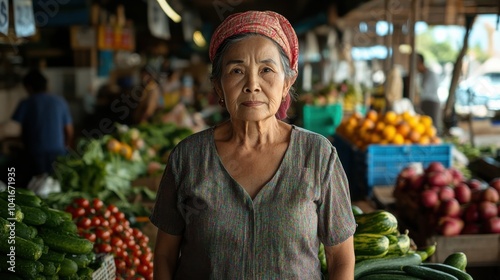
[12,69,73,182]
[132,67,162,124]
[386,67,415,115]
[151,10,356,279]
[417,53,441,133]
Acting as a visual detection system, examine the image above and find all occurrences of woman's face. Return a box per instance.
[216,35,291,122]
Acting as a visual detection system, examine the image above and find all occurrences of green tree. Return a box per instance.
[416,27,459,64]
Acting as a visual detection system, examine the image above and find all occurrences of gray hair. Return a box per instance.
[210,33,296,99]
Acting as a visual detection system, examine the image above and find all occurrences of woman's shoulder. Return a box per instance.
[292,125,334,149]
[171,127,214,152]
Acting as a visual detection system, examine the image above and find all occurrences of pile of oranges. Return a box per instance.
[336,110,441,150]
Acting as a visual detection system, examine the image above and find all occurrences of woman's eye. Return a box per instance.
[262,67,274,73]
[231,68,243,74]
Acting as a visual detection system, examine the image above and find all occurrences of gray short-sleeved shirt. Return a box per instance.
[150,125,356,279]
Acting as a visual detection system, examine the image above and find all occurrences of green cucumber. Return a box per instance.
[58,221,78,234]
[0,197,24,222]
[43,207,72,222]
[354,253,422,279]
[38,229,93,255]
[77,266,94,279]
[0,255,43,279]
[41,207,65,227]
[15,221,38,239]
[0,192,42,207]
[355,210,398,235]
[354,233,390,256]
[0,235,43,260]
[40,250,66,262]
[58,258,78,277]
[403,265,458,280]
[14,188,37,196]
[19,205,47,226]
[420,263,473,280]
[39,259,60,276]
[66,254,91,268]
[415,250,428,262]
[443,252,467,271]
[0,217,10,235]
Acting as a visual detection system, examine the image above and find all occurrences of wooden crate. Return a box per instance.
[427,234,500,267]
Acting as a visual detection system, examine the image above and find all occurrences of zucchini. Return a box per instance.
[14,188,37,196]
[38,229,93,255]
[403,265,458,280]
[352,205,364,215]
[443,252,467,271]
[0,235,43,261]
[420,263,473,280]
[415,250,428,262]
[354,253,422,279]
[41,207,65,227]
[0,197,24,222]
[355,210,398,235]
[19,205,47,226]
[0,192,42,207]
[387,232,410,256]
[40,250,66,263]
[0,255,43,279]
[39,259,60,276]
[58,258,78,277]
[15,221,38,239]
[354,233,389,256]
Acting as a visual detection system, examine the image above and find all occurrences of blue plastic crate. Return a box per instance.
[366,144,453,188]
[302,104,343,137]
[332,135,453,199]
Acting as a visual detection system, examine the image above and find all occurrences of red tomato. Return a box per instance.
[112,224,124,233]
[132,228,144,239]
[73,207,86,218]
[137,264,149,276]
[78,217,92,229]
[115,259,127,271]
[97,243,112,253]
[111,237,124,247]
[114,212,126,221]
[140,252,152,264]
[65,205,75,217]
[92,198,104,210]
[132,257,140,267]
[91,216,101,227]
[99,217,110,228]
[108,216,117,226]
[126,238,136,248]
[102,209,111,219]
[74,198,90,209]
[107,204,119,214]
[96,228,111,241]
[84,232,97,243]
[117,249,129,260]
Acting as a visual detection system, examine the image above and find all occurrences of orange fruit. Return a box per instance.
[361,119,375,130]
[418,135,431,145]
[366,110,379,122]
[384,111,398,125]
[431,136,442,144]
[408,130,421,143]
[406,116,418,129]
[391,133,405,145]
[375,121,386,132]
[401,111,412,121]
[414,123,426,135]
[420,115,433,127]
[382,125,397,141]
[404,139,412,145]
[424,126,437,138]
[396,122,411,138]
[370,133,382,144]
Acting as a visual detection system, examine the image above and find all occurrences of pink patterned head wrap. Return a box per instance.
[209,11,299,119]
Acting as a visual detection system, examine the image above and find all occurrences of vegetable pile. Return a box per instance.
[351,207,474,280]
[0,189,95,279]
[66,197,153,279]
[394,161,500,236]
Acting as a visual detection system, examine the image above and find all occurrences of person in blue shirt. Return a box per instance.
[12,69,74,180]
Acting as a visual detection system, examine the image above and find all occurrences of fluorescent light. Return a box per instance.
[399,44,412,54]
[156,0,182,23]
[193,31,206,47]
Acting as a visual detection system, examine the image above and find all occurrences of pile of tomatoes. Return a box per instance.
[65,198,153,279]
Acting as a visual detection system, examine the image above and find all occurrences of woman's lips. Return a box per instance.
[241,101,264,107]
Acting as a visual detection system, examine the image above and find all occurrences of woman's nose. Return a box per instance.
[244,72,261,93]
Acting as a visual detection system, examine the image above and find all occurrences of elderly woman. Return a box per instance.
[151,11,356,279]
